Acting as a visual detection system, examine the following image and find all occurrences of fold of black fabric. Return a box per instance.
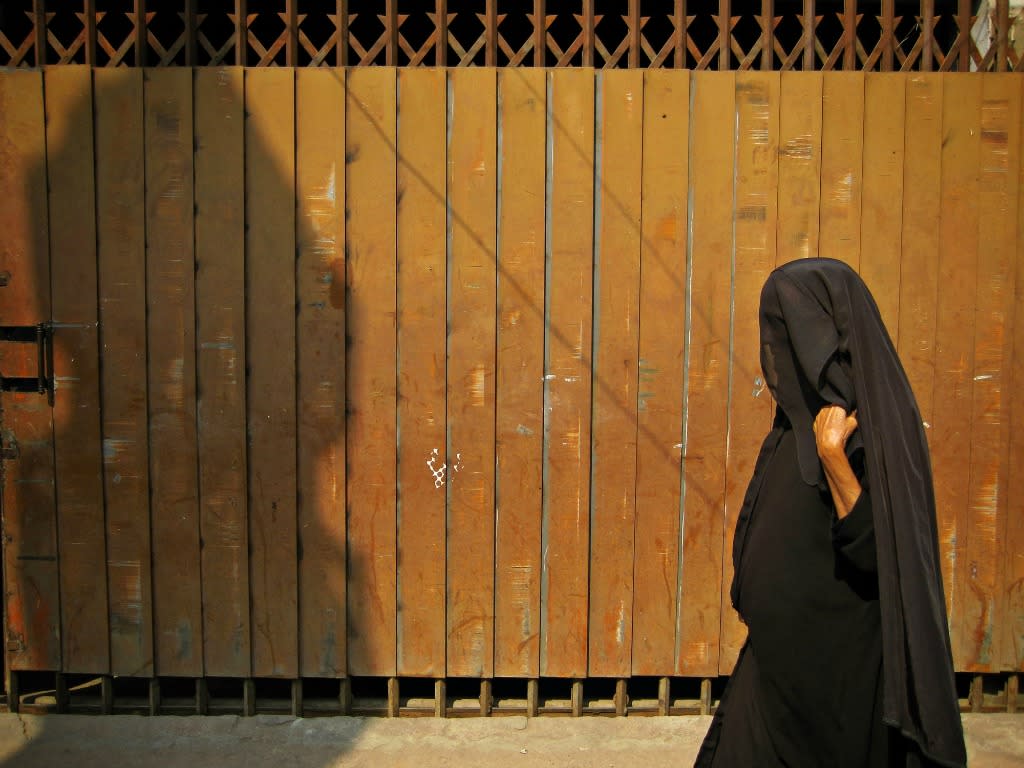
[731,258,965,768]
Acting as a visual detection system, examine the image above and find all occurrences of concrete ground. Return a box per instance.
[0,713,1019,767]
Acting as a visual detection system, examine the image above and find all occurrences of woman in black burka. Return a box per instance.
[695,258,966,767]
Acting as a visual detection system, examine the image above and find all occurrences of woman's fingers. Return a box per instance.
[814,405,858,455]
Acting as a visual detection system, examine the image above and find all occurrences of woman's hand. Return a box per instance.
[813,405,858,459]
[813,405,862,519]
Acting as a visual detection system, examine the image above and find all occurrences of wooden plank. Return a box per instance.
[494,68,545,679]
[859,74,906,336]
[94,67,153,677]
[588,69,643,679]
[44,66,109,675]
[897,75,942,426]
[632,68,688,677]
[719,71,780,675]
[447,67,498,678]
[194,66,250,678]
[345,67,397,677]
[541,67,593,679]
[960,74,1019,671]
[680,70,734,678]
[932,74,981,667]
[245,67,298,678]
[0,68,60,672]
[296,67,347,679]
[395,67,446,677]
[1006,77,1024,673]
[819,71,864,269]
[776,71,822,264]
[144,67,202,677]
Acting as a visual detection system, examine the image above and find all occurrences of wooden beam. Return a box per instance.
[486,0,497,66]
[700,678,712,715]
[761,0,774,71]
[184,0,196,65]
[675,0,687,68]
[583,0,594,67]
[629,0,640,68]
[880,0,888,71]
[844,0,856,70]
[135,0,147,66]
[235,0,247,66]
[286,0,298,66]
[534,0,545,66]
[957,0,971,71]
[921,0,934,71]
[803,0,814,70]
[434,679,446,718]
[526,679,539,717]
[719,0,731,71]
[85,0,97,66]
[996,0,1009,71]
[436,0,447,66]
[614,679,628,716]
[33,0,45,67]
[658,677,670,716]
[387,677,399,717]
[385,0,397,66]
[571,680,583,716]
[337,0,348,66]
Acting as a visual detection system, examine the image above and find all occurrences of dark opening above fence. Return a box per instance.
[0,0,1022,72]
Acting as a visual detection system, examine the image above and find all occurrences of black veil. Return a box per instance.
[734,258,966,767]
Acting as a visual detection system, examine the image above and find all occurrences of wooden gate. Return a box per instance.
[0,67,1022,712]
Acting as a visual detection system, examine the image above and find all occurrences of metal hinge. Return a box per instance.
[0,323,54,405]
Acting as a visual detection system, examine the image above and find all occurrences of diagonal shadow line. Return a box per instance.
[329,65,771,511]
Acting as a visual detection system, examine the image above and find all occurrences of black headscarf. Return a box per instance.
[734,258,966,768]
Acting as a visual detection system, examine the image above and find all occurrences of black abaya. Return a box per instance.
[696,259,966,768]
[696,422,894,768]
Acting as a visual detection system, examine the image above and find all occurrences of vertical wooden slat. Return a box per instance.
[996,0,1009,73]
[632,69,688,677]
[859,74,905,334]
[396,67,446,678]
[802,0,814,71]
[680,70,734,678]
[718,0,731,72]
[541,68,593,679]
[447,67,497,679]
[932,74,981,665]
[296,67,347,680]
[335,0,347,66]
[776,71,822,264]
[436,0,448,67]
[385,0,397,66]
[761,0,774,71]
[184,0,196,66]
[0,68,60,673]
[85,0,97,66]
[897,74,941,424]
[819,71,864,269]
[45,66,109,675]
[346,67,397,677]
[588,69,642,679]
[1005,76,1024,673]
[533,0,545,67]
[675,0,687,69]
[245,67,297,678]
[960,74,1019,671]
[94,67,153,677]
[235,0,247,66]
[286,0,298,67]
[628,0,640,68]
[195,66,250,678]
[582,0,594,67]
[32,0,46,67]
[957,0,971,73]
[720,71,780,674]
[145,68,201,677]
[135,0,147,67]
[881,0,895,71]
[494,68,545,679]
[843,0,856,71]
[921,0,934,72]
[486,0,498,66]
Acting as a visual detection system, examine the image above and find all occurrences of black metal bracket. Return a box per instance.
[0,323,54,405]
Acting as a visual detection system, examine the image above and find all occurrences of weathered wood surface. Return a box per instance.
[1,69,1022,683]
